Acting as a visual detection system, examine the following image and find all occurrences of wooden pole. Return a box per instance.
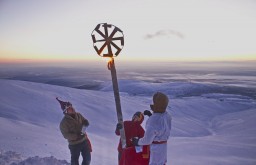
[108,58,126,149]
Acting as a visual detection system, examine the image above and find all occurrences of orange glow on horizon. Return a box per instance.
[1,50,256,64]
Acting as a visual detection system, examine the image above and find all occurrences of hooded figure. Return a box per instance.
[151,92,169,113]
[57,97,91,165]
[133,92,172,165]
[115,111,147,165]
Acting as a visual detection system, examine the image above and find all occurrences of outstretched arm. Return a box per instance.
[78,113,89,127]
[138,125,156,145]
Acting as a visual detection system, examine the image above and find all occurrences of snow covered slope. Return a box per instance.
[0,79,256,165]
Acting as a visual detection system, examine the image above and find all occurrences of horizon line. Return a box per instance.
[1,58,256,64]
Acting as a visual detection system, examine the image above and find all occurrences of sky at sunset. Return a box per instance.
[0,0,256,63]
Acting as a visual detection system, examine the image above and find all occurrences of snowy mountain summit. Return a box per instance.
[0,79,256,165]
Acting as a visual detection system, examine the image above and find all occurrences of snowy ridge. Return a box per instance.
[100,79,256,99]
[100,79,217,97]
[0,79,256,165]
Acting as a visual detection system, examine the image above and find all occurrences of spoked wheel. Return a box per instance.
[91,23,124,57]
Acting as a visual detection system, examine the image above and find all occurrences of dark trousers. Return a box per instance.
[118,151,123,165]
[69,140,91,165]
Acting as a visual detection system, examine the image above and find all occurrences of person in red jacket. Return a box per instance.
[115,112,149,165]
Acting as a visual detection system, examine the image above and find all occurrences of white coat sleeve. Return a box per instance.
[138,125,156,145]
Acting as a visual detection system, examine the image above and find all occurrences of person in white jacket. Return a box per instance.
[133,92,172,165]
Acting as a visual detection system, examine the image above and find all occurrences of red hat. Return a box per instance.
[56,97,72,112]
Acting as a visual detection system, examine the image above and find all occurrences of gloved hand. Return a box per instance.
[116,123,123,130]
[132,137,139,146]
[84,119,89,127]
[144,110,152,117]
[77,132,85,140]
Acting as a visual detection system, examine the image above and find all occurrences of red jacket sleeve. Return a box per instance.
[136,122,145,138]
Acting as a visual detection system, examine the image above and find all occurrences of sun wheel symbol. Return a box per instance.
[91,23,124,57]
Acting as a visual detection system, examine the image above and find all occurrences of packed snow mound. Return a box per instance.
[11,156,70,165]
[0,151,23,165]
[0,151,69,165]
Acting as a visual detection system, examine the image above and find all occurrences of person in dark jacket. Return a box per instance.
[115,112,146,164]
[57,97,91,165]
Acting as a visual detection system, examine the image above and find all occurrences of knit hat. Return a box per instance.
[56,97,72,112]
[132,111,144,124]
[151,92,169,113]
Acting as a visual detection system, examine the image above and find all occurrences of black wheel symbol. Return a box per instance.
[91,23,124,57]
